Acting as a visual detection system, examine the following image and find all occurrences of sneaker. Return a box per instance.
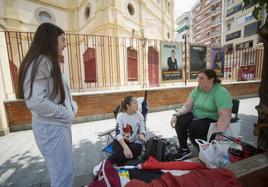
[172,148,191,161]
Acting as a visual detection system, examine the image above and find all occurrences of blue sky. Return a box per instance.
[174,0,197,19]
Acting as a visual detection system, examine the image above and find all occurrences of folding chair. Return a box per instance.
[207,98,241,142]
[231,99,240,123]
[98,127,117,158]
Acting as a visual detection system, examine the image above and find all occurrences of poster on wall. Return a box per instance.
[210,48,224,78]
[160,42,183,80]
[190,45,207,79]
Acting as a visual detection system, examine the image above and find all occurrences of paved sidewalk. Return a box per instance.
[0,97,259,187]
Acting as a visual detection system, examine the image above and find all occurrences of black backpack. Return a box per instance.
[145,137,179,162]
[145,137,167,161]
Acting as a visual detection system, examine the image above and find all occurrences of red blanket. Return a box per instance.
[126,168,242,187]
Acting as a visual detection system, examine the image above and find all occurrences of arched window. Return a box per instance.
[9,61,18,92]
[127,3,135,16]
[127,47,138,81]
[85,5,91,19]
[148,46,159,87]
[35,8,55,23]
[39,11,52,23]
[83,48,97,83]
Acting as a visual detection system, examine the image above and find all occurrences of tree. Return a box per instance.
[243,0,268,148]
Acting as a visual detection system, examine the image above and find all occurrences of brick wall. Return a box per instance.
[4,81,260,131]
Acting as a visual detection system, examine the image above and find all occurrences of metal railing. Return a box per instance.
[2,31,264,93]
[211,8,222,15]
[223,47,264,81]
[210,30,222,36]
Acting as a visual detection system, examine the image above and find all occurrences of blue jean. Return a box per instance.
[32,122,75,187]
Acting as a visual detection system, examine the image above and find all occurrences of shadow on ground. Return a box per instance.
[0,137,108,187]
[238,114,258,147]
[0,130,167,187]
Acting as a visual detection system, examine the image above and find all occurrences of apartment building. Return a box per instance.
[175,11,192,43]
[192,0,223,47]
[223,0,261,49]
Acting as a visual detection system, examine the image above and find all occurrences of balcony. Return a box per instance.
[205,30,221,38]
[177,25,190,33]
[193,0,221,17]
[210,30,221,36]
[211,8,222,15]
[206,19,222,27]
[212,0,222,4]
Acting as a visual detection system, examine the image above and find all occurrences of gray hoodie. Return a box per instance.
[23,55,77,126]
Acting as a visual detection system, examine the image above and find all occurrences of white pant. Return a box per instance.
[32,122,75,187]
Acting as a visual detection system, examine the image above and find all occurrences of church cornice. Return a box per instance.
[26,0,88,12]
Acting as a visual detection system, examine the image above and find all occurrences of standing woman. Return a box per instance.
[16,23,77,187]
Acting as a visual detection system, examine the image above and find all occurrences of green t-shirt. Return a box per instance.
[189,84,233,120]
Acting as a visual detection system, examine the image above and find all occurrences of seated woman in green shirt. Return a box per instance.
[170,69,233,160]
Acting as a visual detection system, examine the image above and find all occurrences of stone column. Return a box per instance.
[0,59,10,136]
[0,32,16,100]
[0,32,15,136]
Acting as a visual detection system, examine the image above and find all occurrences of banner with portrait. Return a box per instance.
[210,48,224,78]
[160,42,183,80]
[190,45,207,79]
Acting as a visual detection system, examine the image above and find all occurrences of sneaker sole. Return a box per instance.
[174,152,192,161]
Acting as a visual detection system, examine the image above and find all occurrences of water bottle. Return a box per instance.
[228,138,244,163]
[219,153,230,167]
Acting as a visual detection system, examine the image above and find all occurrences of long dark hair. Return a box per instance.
[199,69,221,84]
[121,96,134,111]
[16,23,65,104]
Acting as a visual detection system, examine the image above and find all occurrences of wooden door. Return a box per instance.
[83,48,96,83]
[148,46,159,87]
[127,47,138,81]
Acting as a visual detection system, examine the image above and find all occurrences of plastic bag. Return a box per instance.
[195,139,226,168]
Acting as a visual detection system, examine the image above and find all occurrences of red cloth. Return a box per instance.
[141,156,206,170]
[88,160,121,187]
[126,168,242,187]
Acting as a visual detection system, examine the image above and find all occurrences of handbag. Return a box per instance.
[209,132,259,159]
[88,159,121,187]
[207,122,240,141]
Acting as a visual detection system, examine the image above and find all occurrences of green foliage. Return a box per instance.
[243,0,268,20]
